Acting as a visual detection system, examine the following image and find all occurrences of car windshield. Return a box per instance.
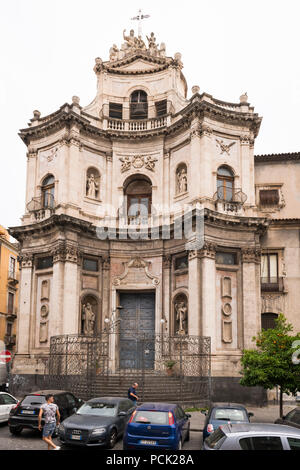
[212,408,247,421]
[205,427,226,449]
[21,395,46,405]
[133,411,169,425]
[76,402,117,417]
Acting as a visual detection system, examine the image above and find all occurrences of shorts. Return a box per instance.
[43,422,56,437]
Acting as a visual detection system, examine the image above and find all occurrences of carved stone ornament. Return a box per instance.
[242,247,261,264]
[102,255,111,270]
[199,242,217,259]
[119,155,158,173]
[112,257,160,287]
[19,253,34,269]
[40,304,49,318]
[216,139,236,155]
[261,294,285,315]
[51,242,79,264]
[39,321,48,343]
[163,254,172,269]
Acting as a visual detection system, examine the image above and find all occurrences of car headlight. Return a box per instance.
[59,424,65,433]
[91,427,106,435]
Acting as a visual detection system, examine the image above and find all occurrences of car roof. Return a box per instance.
[220,423,300,436]
[136,403,178,411]
[87,397,129,403]
[210,402,248,410]
[24,390,69,396]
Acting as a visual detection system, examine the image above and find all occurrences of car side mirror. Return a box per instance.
[118,411,126,416]
[248,412,254,418]
[201,410,207,416]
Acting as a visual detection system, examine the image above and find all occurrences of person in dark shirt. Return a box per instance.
[128,382,139,405]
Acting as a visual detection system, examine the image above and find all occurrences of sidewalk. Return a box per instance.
[189,404,298,432]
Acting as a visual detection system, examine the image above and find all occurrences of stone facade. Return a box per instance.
[9,30,300,402]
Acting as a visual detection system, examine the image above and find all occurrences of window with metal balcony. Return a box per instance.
[217,166,234,202]
[124,177,152,225]
[261,253,283,291]
[130,90,148,120]
[42,175,55,209]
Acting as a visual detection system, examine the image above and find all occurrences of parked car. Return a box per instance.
[202,403,254,440]
[8,390,83,435]
[58,397,136,449]
[202,423,300,450]
[275,408,300,429]
[0,392,19,423]
[123,402,191,450]
[0,362,9,392]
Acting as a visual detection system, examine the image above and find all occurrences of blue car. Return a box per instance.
[123,402,191,450]
[202,403,254,440]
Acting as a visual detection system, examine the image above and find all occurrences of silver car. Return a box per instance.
[202,423,300,450]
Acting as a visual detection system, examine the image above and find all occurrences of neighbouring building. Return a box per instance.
[0,226,19,353]
[8,29,300,402]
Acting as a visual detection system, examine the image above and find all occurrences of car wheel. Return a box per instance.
[186,427,190,442]
[107,428,118,449]
[10,427,22,435]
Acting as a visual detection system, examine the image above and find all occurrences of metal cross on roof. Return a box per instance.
[131,9,150,37]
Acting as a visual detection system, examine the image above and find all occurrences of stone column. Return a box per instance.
[200,243,217,353]
[25,151,37,206]
[51,243,65,337]
[63,245,79,335]
[188,250,201,336]
[106,153,113,214]
[189,119,202,201]
[102,255,111,330]
[241,248,261,349]
[240,136,255,206]
[16,254,34,355]
[199,124,213,200]
[162,255,171,334]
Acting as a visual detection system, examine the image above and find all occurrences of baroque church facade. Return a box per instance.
[10,29,300,401]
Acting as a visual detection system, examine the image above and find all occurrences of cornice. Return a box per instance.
[255,152,300,163]
[19,97,262,145]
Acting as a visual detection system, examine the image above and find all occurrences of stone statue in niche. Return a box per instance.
[86,173,99,199]
[82,302,96,335]
[175,300,188,335]
[177,167,188,194]
[39,321,48,343]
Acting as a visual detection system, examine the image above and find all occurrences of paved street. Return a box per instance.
[0,424,202,450]
[0,404,296,451]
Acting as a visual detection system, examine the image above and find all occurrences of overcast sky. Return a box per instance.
[1,0,300,231]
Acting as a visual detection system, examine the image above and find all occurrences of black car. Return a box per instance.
[8,389,83,435]
[58,397,136,448]
[275,407,300,430]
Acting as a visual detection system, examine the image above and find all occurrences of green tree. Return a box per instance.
[240,314,300,417]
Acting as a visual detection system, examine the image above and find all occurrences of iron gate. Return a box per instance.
[48,327,211,404]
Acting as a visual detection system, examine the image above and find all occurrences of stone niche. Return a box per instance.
[216,271,238,349]
[81,295,98,335]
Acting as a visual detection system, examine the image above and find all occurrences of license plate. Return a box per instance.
[71,435,82,440]
[140,440,156,445]
[21,410,35,415]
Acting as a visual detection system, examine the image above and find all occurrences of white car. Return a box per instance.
[0,392,19,423]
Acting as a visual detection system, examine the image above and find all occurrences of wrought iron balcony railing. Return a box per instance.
[26,196,56,220]
[261,277,284,292]
[213,188,247,213]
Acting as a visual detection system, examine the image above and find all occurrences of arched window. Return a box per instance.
[261,313,278,330]
[86,167,100,200]
[42,175,55,209]
[176,163,188,195]
[124,176,152,225]
[130,90,148,120]
[217,166,234,202]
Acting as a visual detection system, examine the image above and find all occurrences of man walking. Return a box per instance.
[38,394,61,450]
[128,382,139,406]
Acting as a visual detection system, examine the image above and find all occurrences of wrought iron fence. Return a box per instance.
[48,328,211,404]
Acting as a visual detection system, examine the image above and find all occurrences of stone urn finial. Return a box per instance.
[72,96,80,105]
[33,110,41,119]
[192,85,200,95]
[240,92,248,104]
